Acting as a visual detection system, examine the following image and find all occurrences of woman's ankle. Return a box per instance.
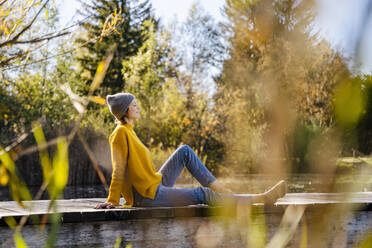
[263,180,287,204]
[209,180,233,194]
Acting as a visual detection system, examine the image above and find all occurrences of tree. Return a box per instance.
[213,0,350,173]
[75,0,156,95]
[158,4,227,171]
[120,19,224,172]
[170,2,226,110]
[122,20,170,143]
[0,0,70,71]
[0,72,76,147]
[0,0,76,147]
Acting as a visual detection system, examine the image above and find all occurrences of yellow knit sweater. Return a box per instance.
[106,123,162,207]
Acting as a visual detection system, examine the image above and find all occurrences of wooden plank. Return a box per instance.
[0,192,371,226]
[276,192,372,205]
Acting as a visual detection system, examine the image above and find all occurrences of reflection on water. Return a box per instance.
[218,173,372,194]
[0,174,371,201]
[0,208,371,247]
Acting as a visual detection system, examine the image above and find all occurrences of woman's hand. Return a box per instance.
[94,202,116,209]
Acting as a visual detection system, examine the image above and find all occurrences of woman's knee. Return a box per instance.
[179,144,191,152]
[176,145,191,158]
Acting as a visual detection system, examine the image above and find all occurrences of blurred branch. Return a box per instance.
[14,43,112,155]
[0,11,118,72]
[0,52,24,67]
[0,0,7,7]
[13,47,114,157]
[18,135,60,157]
[2,47,115,240]
[266,205,306,248]
[15,180,49,233]
[77,130,109,193]
[0,36,99,72]
[14,31,70,44]
[6,14,92,46]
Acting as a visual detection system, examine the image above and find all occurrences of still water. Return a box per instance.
[0,174,371,248]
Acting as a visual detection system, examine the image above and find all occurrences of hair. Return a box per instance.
[115,109,129,125]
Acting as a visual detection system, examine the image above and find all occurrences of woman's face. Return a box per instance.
[126,99,140,120]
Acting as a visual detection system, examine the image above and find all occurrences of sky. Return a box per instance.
[150,0,225,25]
[315,0,372,74]
[59,0,372,74]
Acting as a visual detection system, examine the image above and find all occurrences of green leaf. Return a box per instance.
[358,231,372,248]
[32,124,53,183]
[113,236,122,248]
[0,146,15,173]
[4,216,17,229]
[53,137,69,193]
[0,147,32,205]
[334,79,365,127]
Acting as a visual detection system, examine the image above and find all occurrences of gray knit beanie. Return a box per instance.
[106,93,135,121]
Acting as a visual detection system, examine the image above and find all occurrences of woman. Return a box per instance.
[94,93,287,209]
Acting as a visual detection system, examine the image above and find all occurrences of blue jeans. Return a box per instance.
[132,145,224,207]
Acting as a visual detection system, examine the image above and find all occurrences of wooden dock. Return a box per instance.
[1,192,372,247]
[1,192,371,226]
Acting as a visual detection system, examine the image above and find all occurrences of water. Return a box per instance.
[1,174,371,247]
[0,209,371,247]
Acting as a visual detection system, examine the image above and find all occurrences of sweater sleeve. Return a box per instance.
[106,128,128,206]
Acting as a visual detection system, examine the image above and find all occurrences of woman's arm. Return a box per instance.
[94,129,128,208]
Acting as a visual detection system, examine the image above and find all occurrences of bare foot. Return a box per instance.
[263,180,287,204]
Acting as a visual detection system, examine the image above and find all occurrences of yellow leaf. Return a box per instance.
[0,174,8,185]
[96,60,105,74]
[0,165,9,185]
[183,117,191,125]
[14,231,28,248]
[45,8,48,20]
[90,96,106,105]
[90,60,105,92]
[300,215,308,248]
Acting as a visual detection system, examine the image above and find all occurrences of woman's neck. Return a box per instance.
[124,118,134,125]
